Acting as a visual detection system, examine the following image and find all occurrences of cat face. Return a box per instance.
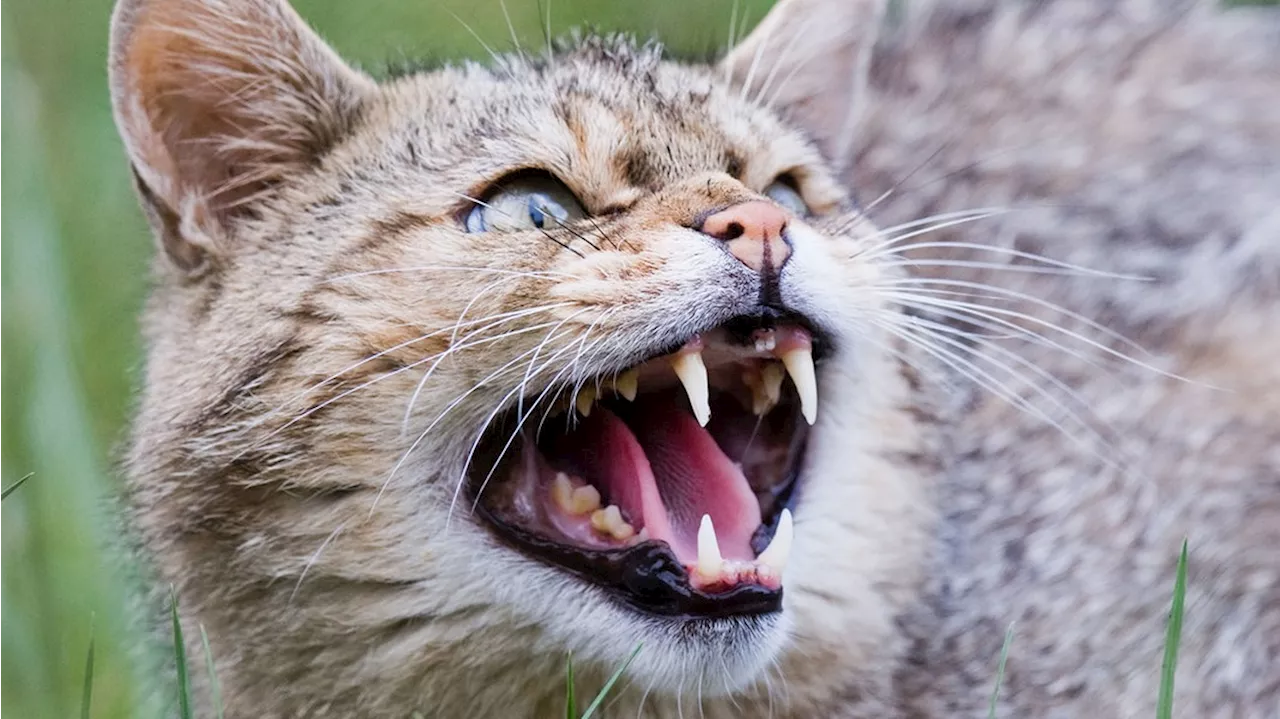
[113,0,929,711]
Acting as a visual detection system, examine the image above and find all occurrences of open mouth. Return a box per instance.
[469,316,823,619]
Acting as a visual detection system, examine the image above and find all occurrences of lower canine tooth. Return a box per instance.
[670,350,711,426]
[696,514,724,580]
[780,348,818,424]
[756,508,794,575]
[575,386,597,417]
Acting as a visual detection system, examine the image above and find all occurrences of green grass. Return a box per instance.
[988,623,1015,719]
[1157,540,1190,719]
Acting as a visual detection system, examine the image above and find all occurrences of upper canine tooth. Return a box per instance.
[756,508,793,575]
[615,368,639,402]
[696,514,723,580]
[574,385,597,417]
[780,348,817,425]
[670,350,711,426]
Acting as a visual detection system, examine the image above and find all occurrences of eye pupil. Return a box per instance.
[528,199,547,229]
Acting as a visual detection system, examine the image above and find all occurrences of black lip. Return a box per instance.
[472,512,784,619]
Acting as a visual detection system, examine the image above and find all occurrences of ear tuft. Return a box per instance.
[722,0,886,168]
[109,0,375,272]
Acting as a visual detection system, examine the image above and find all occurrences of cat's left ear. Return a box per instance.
[109,0,376,275]
[720,0,885,168]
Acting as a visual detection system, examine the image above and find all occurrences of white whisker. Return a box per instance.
[876,241,1152,281]
[873,278,1187,376]
[380,323,583,519]
[871,316,1126,470]
[498,0,524,62]
[289,521,346,603]
[401,313,577,430]
[754,15,822,108]
[852,209,1012,261]
[323,265,573,283]
[467,311,621,514]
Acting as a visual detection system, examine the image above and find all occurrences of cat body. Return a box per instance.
[108,0,1279,716]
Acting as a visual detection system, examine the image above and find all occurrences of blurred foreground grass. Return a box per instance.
[1,1,771,716]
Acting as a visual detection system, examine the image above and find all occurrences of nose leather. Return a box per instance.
[698,201,792,275]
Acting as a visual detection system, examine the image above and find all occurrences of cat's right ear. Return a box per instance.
[721,0,885,169]
[109,0,375,275]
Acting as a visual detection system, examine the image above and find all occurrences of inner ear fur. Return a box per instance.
[108,0,375,273]
[721,0,886,168]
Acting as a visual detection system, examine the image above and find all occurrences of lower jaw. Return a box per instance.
[468,403,806,619]
[474,498,788,618]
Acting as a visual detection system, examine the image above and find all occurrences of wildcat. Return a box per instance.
[108,0,1280,716]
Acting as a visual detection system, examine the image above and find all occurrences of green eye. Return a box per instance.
[466,174,587,233]
[763,177,809,216]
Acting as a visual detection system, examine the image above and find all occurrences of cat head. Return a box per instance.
[112,0,930,712]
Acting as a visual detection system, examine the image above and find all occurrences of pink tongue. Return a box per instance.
[544,402,761,563]
[544,409,675,551]
[626,397,761,561]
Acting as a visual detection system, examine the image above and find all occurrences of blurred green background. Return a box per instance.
[1,1,774,716]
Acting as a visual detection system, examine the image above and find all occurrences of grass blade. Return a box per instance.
[171,586,193,719]
[580,643,641,719]
[988,622,1015,719]
[200,625,224,719]
[565,652,577,719]
[1157,540,1189,719]
[80,617,96,719]
[2,472,35,500]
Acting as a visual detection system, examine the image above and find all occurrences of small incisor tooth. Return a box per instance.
[780,348,818,424]
[756,508,793,575]
[753,329,777,353]
[574,385,597,417]
[696,514,723,580]
[670,350,711,426]
[568,484,601,515]
[614,368,639,402]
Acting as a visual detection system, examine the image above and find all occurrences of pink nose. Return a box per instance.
[699,201,792,274]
